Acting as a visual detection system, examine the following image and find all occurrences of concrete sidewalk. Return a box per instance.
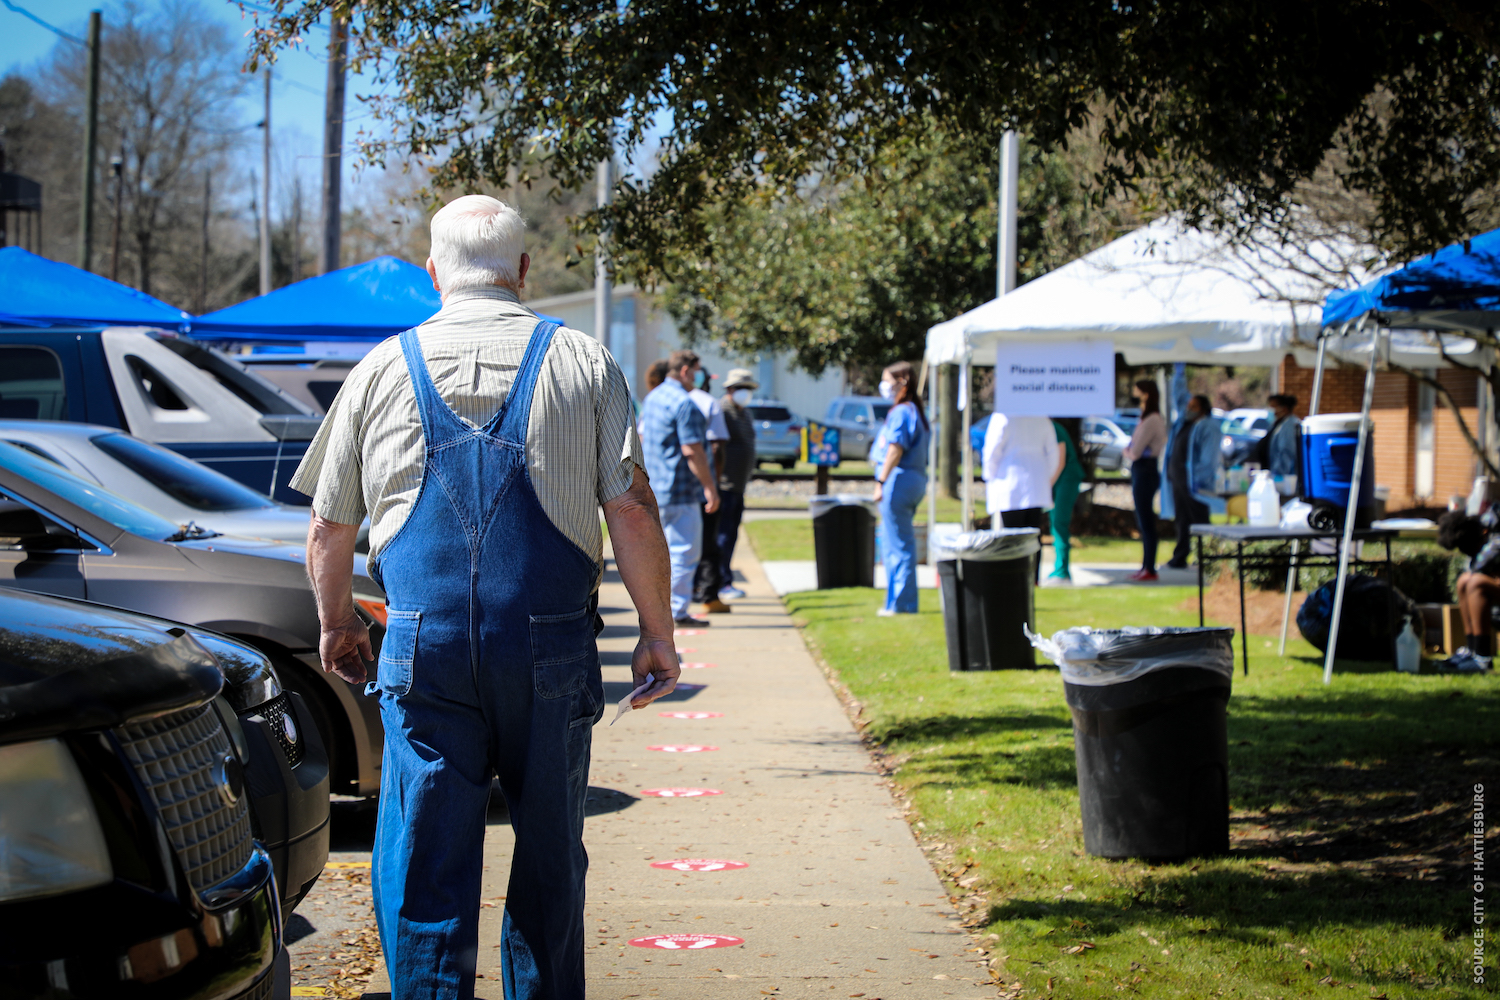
[357,541,994,998]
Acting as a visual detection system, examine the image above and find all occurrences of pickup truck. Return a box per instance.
[0,326,323,504]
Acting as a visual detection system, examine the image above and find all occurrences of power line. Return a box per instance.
[1,0,85,45]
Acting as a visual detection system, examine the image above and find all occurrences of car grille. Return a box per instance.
[260,692,304,767]
[230,969,274,1000]
[115,704,253,893]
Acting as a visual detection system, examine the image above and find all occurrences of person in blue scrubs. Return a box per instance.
[871,361,931,615]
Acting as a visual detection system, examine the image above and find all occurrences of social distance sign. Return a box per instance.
[991,340,1115,417]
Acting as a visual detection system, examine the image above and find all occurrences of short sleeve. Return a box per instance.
[289,366,371,526]
[676,398,707,447]
[885,404,920,450]
[706,399,729,441]
[595,349,644,506]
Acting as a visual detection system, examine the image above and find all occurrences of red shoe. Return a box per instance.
[1128,569,1159,582]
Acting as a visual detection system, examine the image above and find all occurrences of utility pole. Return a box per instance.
[997,130,1019,297]
[291,176,303,284]
[259,69,272,296]
[198,170,210,313]
[318,16,348,274]
[594,151,612,358]
[108,152,123,281]
[78,10,102,271]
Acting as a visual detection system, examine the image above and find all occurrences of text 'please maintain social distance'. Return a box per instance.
[1008,363,1103,394]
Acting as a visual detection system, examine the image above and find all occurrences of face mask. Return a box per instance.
[693,370,708,389]
[732,389,752,405]
[878,381,896,401]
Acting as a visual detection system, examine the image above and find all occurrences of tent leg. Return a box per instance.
[1278,538,1299,656]
[960,362,973,530]
[1308,332,1330,417]
[1322,329,1380,685]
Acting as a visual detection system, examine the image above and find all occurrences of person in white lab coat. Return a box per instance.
[982,413,1061,582]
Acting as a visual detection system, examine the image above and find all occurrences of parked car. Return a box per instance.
[1082,415,1133,471]
[822,395,892,460]
[0,420,368,550]
[1113,407,1141,434]
[0,439,386,799]
[0,326,322,504]
[0,585,330,997]
[243,355,360,415]
[1220,408,1272,465]
[745,399,804,468]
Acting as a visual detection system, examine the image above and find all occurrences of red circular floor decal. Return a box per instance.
[659,711,724,720]
[677,647,697,653]
[680,662,716,669]
[647,744,718,753]
[650,858,749,872]
[629,933,744,950]
[673,629,702,636]
[640,787,722,798]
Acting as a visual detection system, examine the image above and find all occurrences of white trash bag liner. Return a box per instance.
[929,528,1040,563]
[809,494,878,518]
[1024,625,1235,686]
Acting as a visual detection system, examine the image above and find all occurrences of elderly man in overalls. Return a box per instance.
[292,195,681,999]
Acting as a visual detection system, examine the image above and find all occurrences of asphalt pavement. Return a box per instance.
[319,537,996,999]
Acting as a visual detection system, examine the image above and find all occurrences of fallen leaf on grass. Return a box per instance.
[1063,942,1096,954]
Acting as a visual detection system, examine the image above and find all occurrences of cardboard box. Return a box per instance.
[1417,604,1464,655]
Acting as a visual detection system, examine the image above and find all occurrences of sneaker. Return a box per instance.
[1128,569,1159,582]
[702,598,733,614]
[674,615,710,628]
[1445,649,1492,673]
[877,608,897,617]
[1164,560,1190,570]
[719,586,747,601]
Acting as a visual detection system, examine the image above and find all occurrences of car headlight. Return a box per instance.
[0,739,112,902]
[190,632,282,712]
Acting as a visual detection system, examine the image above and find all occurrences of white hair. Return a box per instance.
[429,195,526,292]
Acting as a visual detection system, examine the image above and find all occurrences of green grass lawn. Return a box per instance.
[743,517,1146,565]
[785,585,1497,999]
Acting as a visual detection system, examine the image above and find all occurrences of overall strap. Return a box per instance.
[488,319,560,444]
[398,328,467,444]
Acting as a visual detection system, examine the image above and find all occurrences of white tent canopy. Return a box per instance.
[926,217,1375,367]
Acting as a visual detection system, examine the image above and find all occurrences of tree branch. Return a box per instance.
[1388,352,1500,481]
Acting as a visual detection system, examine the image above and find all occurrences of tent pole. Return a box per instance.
[921,359,936,560]
[1322,327,1380,685]
[1279,334,1329,655]
[960,361,973,530]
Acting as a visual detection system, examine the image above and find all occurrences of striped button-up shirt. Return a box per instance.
[289,286,642,573]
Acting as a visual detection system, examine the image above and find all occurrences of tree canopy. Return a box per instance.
[255,0,1500,274]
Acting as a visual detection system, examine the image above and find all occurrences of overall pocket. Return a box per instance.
[531,606,598,699]
[378,609,420,697]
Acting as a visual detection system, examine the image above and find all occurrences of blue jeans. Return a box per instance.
[715,490,746,591]
[1131,458,1160,570]
[660,502,703,618]
[880,467,926,612]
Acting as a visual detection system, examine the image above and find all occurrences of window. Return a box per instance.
[0,441,179,541]
[3,440,62,465]
[0,347,66,420]
[749,406,792,422]
[839,403,868,424]
[125,356,190,410]
[91,433,274,512]
[0,497,91,551]
[872,405,891,422]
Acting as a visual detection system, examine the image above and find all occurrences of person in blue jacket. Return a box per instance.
[870,361,931,615]
[1163,393,1222,569]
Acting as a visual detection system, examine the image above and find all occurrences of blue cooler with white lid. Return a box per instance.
[1301,413,1376,528]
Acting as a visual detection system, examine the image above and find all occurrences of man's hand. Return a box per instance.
[871,480,883,503]
[703,482,720,514]
[630,636,681,708]
[319,609,374,684]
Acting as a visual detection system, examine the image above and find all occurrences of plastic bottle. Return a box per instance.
[1395,621,1421,673]
[1247,470,1281,527]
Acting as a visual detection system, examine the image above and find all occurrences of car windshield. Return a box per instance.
[91,433,275,512]
[750,406,792,422]
[0,441,181,540]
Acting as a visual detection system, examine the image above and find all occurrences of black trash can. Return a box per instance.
[933,529,1040,671]
[1033,626,1235,860]
[810,494,877,589]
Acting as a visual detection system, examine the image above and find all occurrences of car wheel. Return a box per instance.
[779,458,796,470]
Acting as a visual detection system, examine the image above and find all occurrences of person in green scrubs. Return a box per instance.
[1049,419,1084,580]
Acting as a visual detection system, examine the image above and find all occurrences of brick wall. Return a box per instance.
[1434,368,1483,504]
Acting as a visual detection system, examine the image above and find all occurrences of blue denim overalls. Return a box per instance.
[369,321,604,1000]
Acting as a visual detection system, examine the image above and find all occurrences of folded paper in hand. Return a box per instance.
[610,673,654,726]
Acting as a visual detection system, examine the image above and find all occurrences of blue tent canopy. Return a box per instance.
[0,246,191,330]
[192,256,441,341]
[1323,227,1500,331]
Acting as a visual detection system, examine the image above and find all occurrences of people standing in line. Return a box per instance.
[714,368,759,602]
[293,195,680,1000]
[1163,394,1221,570]
[1252,393,1302,479]
[638,359,670,434]
[871,361,930,616]
[640,349,721,626]
[1048,419,1084,581]
[1123,379,1168,581]
[981,412,1060,583]
[689,366,732,614]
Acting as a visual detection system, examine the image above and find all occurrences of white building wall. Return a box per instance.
[526,286,845,421]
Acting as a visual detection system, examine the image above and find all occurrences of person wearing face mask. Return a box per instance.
[870,361,931,616]
[1163,393,1221,570]
[713,369,760,602]
[688,365,732,614]
[1122,379,1168,581]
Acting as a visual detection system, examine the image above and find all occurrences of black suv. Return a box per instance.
[0,588,330,999]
